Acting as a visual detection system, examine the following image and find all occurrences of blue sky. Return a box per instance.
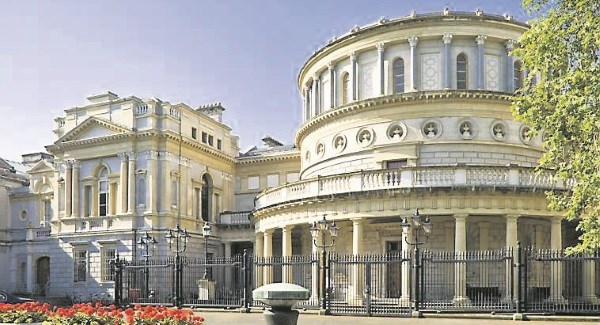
[0,0,526,160]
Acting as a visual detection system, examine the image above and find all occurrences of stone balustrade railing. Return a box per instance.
[218,211,253,225]
[26,227,51,241]
[255,166,570,210]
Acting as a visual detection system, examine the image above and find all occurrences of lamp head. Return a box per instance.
[411,209,421,227]
[422,217,433,235]
[310,221,319,239]
[329,221,339,238]
[202,222,212,238]
[400,216,411,231]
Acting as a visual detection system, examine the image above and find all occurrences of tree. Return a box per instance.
[511,0,599,252]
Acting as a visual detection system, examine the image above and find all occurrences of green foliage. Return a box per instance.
[512,0,600,252]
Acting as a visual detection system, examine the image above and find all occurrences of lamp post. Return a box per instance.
[137,231,157,299]
[202,222,212,279]
[165,224,190,307]
[310,215,339,311]
[400,209,432,314]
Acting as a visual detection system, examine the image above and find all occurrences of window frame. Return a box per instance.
[456,53,468,90]
[393,58,405,94]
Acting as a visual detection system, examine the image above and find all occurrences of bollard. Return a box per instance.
[252,283,311,325]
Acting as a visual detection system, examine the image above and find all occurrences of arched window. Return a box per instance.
[393,58,405,93]
[514,60,523,91]
[456,53,468,90]
[98,168,108,216]
[201,174,212,222]
[306,86,312,117]
[341,72,350,104]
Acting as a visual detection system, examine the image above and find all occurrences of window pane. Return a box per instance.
[394,59,405,93]
[457,54,468,89]
[248,176,259,190]
[267,174,279,188]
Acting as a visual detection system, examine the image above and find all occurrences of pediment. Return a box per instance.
[28,159,54,174]
[55,117,131,144]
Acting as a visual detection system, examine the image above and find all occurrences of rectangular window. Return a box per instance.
[73,250,87,282]
[214,193,220,217]
[267,174,279,188]
[208,135,214,146]
[84,185,92,217]
[99,193,108,216]
[217,139,222,150]
[387,159,407,169]
[286,172,299,183]
[191,127,197,140]
[43,200,52,225]
[201,132,208,143]
[247,176,259,190]
[101,248,116,282]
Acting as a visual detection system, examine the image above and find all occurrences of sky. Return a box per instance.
[0,0,527,161]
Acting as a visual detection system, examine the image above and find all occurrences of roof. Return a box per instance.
[0,158,28,175]
[238,135,298,159]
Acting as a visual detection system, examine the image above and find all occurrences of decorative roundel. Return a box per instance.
[356,127,375,147]
[304,150,311,162]
[519,125,533,144]
[491,120,508,141]
[332,134,347,153]
[421,119,442,140]
[316,141,325,158]
[387,122,407,141]
[19,210,28,221]
[458,119,477,140]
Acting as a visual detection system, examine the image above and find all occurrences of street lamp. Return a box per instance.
[310,215,339,311]
[165,224,190,307]
[400,209,432,314]
[137,231,157,299]
[202,222,212,279]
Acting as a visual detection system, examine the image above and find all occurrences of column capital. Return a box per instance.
[476,35,487,45]
[408,36,418,47]
[117,152,128,161]
[263,228,275,236]
[65,160,74,168]
[281,225,294,232]
[128,152,136,160]
[147,150,158,160]
[505,214,520,222]
[71,160,80,168]
[376,42,385,52]
[327,61,335,71]
[349,51,357,62]
[442,34,453,44]
[454,213,468,221]
[351,217,365,225]
[551,217,562,225]
[505,38,517,51]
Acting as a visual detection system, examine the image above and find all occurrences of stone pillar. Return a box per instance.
[255,232,264,287]
[479,222,490,286]
[377,42,385,95]
[351,218,364,302]
[26,253,35,293]
[400,222,412,305]
[147,151,158,213]
[505,214,519,300]
[71,160,79,218]
[408,36,418,91]
[311,77,318,116]
[505,39,516,92]
[549,218,566,302]
[328,62,336,109]
[127,152,136,214]
[282,225,293,283]
[65,161,72,218]
[443,34,452,89]
[350,52,357,101]
[302,88,308,121]
[453,214,470,305]
[224,242,232,288]
[118,153,128,214]
[263,229,274,284]
[582,258,600,303]
[108,183,117,215]
[476,35,487,90]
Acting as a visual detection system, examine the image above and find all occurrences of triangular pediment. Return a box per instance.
[28,159,54,174]
[55,117,131,144]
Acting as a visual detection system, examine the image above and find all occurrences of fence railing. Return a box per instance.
[112,246,600,316]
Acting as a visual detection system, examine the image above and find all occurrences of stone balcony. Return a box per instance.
[26,227,51,241]
[217,211,253,228]
[255,165,572,210]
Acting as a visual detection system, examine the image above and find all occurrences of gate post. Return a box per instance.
[365,262,372,317]
[242,249,250,311]
[515,242,522,314]
[112,253,122,306]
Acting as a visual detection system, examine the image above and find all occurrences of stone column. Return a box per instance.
[408,36,418,91]
[108,183,117,215]
[118,153,128,214]
[282,225,293,283]
[263,229,274,284]
[311,77,318,116]
[127,152,136,214]
[479,222,490,286]
[328,62,336,109]
[26,253,35,293]
[71,160,79,218]
[442,34,452,89]
[549,218,566,302]
[147,151,158,214]
[224,242,232,288]
[505,39,516,92]
[311,230,320,304]
[302,88,308,121]
[582,257,600,303]
[350,52,358,101]
[351,218,364,302]
[255,232,264,287]
[505,214,519,300]
[65,161,72,218]
[377,42,385,95]
[453,214,470,305]
[400,222,412,305]
[476,35,487,90]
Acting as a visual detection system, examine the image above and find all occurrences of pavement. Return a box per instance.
[197,310,599,324]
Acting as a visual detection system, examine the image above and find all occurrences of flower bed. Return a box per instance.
[0,302,204,324]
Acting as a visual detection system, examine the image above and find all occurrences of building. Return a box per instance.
[0,10,579,303]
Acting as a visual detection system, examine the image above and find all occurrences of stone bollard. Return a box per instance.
[252,283,311,325]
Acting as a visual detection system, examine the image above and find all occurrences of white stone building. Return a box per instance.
[0,10,578,301]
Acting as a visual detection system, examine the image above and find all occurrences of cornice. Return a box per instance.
[161,132,237,164]
[294,90,514,146]
[236,153,300,165]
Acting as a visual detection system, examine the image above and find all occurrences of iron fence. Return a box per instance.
[112,246,600,316]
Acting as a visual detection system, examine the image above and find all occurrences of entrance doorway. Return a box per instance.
[36,257,50,295]
[386,241,402,298]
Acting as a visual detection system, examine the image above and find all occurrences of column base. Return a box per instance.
[452,296,472,306]
[411,310,423,318]
[544,295,568,304]
[582,295,600,304]
[398,296,411,307]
